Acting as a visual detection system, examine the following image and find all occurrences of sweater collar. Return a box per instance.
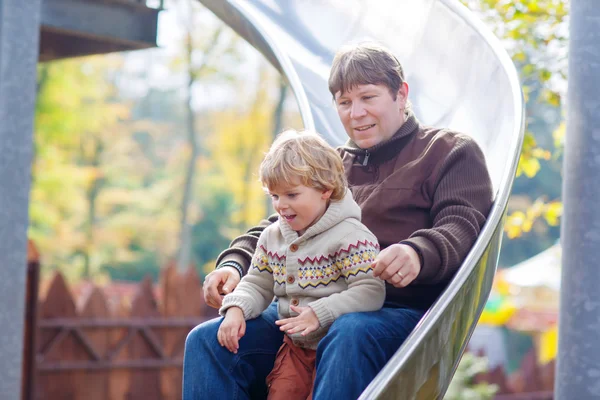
[340,110,419,166]
[279,188,361,244]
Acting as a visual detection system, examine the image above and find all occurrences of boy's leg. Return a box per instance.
[312,307,425,400]
[266,336,316,400]
[182,302,283,400]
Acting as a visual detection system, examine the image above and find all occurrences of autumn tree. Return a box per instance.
[32,55,177,280]
[464,0,568,264]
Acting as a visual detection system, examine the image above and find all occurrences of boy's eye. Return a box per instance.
[288,193,297,198]
[270,194,279,200]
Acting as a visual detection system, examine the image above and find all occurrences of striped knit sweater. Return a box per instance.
[220,189,385,349]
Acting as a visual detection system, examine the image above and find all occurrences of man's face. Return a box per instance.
[335,83,408,149]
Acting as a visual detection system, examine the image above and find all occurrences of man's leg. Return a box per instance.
[312,307,425,400]
[183,302,284,400]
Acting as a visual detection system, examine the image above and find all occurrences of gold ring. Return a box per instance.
[397,271,404,279]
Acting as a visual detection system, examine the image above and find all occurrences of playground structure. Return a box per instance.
[5,0,599,399]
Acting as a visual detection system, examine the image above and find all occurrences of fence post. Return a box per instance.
[128,277,162,400]
[22,241,40,400]
[37,273,78,399]
[109,298,131,400]
[160,263,204,400]
[76,286,110,400]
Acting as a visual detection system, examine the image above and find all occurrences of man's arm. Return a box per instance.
[220,235,276,320]
[204,214,278,308]
[215,213,279,276]
[403,136,494,284]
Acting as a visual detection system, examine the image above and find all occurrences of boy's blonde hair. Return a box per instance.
[259,129,347,201]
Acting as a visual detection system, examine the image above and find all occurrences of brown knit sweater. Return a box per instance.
[217,111,493,310]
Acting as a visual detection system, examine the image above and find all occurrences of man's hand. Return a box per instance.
[275,305,320,336]
[203,267,241,308]
[372,244,421,288]
[217,307,246,353]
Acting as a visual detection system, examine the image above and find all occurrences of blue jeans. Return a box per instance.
[182,302,425,400]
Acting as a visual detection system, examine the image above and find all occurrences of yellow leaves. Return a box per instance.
[516,132,551,178]
[553,121,566,148]
[517,155,541,178]
[541,89,561,107]
[205,69,282,229]
[505,211,527,239]
[543,201,562,226]
[505,199,562,239]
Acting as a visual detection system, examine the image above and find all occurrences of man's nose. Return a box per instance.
[350,102,367,119]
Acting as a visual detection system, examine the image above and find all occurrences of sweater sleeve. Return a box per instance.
[215,213,279,276]
[307,229,385,329]
[403,136,493,284]
[219,232,275,320]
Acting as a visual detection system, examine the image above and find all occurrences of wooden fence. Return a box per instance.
[22,243,217,400]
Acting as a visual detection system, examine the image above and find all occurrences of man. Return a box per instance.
[182,42,493,399]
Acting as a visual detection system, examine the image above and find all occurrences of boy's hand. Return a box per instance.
[218,307,246,353]
[275,305,320,336]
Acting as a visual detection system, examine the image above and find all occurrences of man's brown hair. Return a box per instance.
[328,41,406,100]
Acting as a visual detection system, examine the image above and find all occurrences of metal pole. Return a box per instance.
[556,1,600,398]
[0,0,42,398]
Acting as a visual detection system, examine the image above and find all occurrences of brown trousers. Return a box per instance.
[266,335,316,400]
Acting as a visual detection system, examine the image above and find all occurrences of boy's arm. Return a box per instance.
[219,233,276,320]
[308,230,385,329]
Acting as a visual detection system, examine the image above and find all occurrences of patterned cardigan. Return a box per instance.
[220,189,385,349]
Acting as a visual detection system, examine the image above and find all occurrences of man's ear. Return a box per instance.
[397,82,410,109]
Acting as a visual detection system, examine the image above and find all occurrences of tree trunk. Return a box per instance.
[176,16,198,272]
[83,137,103,278]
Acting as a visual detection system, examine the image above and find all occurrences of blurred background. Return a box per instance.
[28,1,567,399]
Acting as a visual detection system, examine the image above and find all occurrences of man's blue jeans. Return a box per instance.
[182,302,425,400]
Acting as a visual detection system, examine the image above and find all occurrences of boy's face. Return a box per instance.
[269,182,333,236]
[335,83,408,149]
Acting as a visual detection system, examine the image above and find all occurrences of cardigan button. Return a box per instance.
[291,298,299,306]
[286,275,295,284]
[290,244,299,252]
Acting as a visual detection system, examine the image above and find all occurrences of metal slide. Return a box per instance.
[198,1,525,398]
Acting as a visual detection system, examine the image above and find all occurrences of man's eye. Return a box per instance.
[338,101,350,106]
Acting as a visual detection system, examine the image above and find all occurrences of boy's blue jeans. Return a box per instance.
[182,302,425,400]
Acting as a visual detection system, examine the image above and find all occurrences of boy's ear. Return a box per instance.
[322,189,333,200]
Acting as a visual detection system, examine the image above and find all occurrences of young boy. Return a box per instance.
[217,129,385,399]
